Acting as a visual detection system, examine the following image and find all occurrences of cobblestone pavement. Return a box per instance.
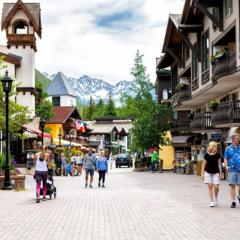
[0,168,240,240]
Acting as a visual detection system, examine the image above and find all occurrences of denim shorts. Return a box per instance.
[228,171,240,185]
[85,168,94,176]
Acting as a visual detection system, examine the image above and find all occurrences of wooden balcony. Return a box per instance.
[172,85,191,107]
[190,112,213,132]
[171,120,191,136]
[212,52,236,82]
[212,101,240,128]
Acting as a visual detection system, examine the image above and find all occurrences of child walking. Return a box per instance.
[97,150,108,188]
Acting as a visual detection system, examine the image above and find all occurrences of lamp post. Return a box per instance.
[39,117,45,147]
[66,134,73,152]
[2,71,13,190]
[58,128,62,146]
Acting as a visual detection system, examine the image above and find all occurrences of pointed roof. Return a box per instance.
[47,72,77,97]
[1,0,42,37]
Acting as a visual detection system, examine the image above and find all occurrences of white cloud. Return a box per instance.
[0,0,184,83]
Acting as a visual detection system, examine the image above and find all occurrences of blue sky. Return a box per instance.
[0,0,184,83]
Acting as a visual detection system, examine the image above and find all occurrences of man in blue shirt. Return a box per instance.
[224,133,240,208]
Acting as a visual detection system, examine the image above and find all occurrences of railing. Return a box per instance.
[212,101,240,126]
[190,112,213,131]
[192,77,199,90]
[172,85,191,107]
[201,69,209,84]
[171,120,191,136]
[212,52,236,82]
[7,34,35,44]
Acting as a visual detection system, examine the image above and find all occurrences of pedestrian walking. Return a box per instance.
[83,147,96,188]
[150,151,158,173]
[201,142,222,207]
[61,153,67,176]
[109,152,114,169]
[34,145,50,203]
[224,133,240,208]
[97,150,108,188]
[76,153,83,175]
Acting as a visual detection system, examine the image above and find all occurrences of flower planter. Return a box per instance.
[0,175,26,190]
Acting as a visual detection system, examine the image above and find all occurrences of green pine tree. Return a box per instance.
[104,93,116,117]
[86,96,95,120]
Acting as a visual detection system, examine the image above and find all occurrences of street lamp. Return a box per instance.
[58,128,62,146]
[39,117,45,147]
[66,134,73,151]
[2,70,13,190]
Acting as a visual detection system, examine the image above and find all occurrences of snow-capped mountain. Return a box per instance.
[43,72,134,105]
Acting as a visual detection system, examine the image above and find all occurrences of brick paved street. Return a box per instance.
[0,169,240,240]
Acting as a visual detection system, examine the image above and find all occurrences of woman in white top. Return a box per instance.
[34,145,50,203]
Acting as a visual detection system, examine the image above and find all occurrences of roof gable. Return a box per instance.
[47,72,77,97]
[47,107,81,124]
[1,0,42,37]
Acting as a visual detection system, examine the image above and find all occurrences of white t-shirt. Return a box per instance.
[71,156,76,163]
[76,156,83,164]
[35,153,48,172]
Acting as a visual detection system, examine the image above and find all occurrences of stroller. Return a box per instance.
[39,169,57,200]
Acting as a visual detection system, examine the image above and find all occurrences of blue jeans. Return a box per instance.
[151,162,156,171]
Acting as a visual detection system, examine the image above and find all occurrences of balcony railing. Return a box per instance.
[190,112,213,132]
[171,120,191,136]
[212,101,240,127]
[212,52,236,82]
[172,85,191,107]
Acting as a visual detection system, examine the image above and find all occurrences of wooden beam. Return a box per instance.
[178,24,203,32]
[165,48,180,63]
[195,2,223,31]
[177,30,201,61]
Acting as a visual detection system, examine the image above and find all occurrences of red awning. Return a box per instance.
[23,124,51,139]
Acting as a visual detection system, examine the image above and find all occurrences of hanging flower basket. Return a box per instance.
[208,100,218,110]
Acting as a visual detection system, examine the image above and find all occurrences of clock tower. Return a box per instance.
[1,0,42,117]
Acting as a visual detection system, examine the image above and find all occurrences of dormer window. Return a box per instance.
[13,20,28,34]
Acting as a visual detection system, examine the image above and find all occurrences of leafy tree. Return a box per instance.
[35,83,54,121]
[104,93,117,117]
[120,50,172,152]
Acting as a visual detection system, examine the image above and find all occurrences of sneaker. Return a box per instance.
[102,185,105,188]
[36,197,40,203]
[85,183,88,188]
[231,202,236,208]
[98,182,101,187]
[209,202,215,207]
[214,199,218,206]
[42,197,46,201]
[89,185,93,188]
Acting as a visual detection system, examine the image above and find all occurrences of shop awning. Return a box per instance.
[172,136,193,147]
[52,138,82,147]
[23,124,51,139]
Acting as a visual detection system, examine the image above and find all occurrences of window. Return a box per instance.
[14,20,28,34]
[162,89,168,100]
[225,0,233,17]
[212,8,220,31]
[192,44,198,89]
[52,97,60,106]
[173,111,178,120]
[201,31,209,72]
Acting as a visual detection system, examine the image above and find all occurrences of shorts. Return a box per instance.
[85,168,94,177]
[228,171,240,185]
[77,163,83,166]
[35,171,48,184]
[204,171,220,185]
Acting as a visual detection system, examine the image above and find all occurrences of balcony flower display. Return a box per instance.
[208,99,218,110]
[210,48,228,65]
[175,83,188,91]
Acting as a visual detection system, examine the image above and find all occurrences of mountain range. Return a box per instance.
[36,70,134,105]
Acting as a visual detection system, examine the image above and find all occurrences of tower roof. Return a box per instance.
[47,72,77,97]
[1,0,42,37]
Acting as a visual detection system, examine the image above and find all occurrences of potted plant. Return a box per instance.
[208,99,218,110]
[210,48,228,65]
[175,83,188,92]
